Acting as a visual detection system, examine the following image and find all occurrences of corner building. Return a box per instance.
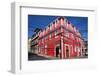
[32,17,85,59]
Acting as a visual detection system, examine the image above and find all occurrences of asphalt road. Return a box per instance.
[28,53,51,61]
[28,53,88,61]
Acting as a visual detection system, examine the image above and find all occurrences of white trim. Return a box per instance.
[65,44,70,58]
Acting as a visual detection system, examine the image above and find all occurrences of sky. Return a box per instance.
[28,15,88,40]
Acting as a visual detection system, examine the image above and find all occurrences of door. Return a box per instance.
[66,46,69,58]
[56,46,60,57]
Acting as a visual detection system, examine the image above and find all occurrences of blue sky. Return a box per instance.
[28,15,88,40]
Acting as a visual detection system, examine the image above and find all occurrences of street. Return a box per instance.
[28,53,88,61]
[28,53,51,61]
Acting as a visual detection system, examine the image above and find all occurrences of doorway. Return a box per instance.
[55,46,60,57]
[66,46,69,58]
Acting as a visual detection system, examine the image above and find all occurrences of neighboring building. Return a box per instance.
[28,38,32,53]
[31,17,86,59]
[31,28,42,54]
[82,40,88,57]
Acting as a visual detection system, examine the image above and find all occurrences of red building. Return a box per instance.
[31,17,86,59]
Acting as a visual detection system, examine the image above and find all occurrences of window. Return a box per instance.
[55,30,58,36]
[49,33,52,39]
[45,45,47,54]
[71,33,74,39]
[55,20,57,28]
[61,18,64,25]
[50,24,52,30]
[65,30,69,37]
[75,47,80,52]
[61,27,63,32]
[55,30,58,38]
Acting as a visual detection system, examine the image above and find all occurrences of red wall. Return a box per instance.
[36,17,84,58]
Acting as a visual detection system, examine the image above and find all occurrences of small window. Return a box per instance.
[50,24,52,30]
[65,30,69,37]
[75,47,80,52]
[55,30,58,36]
[61,27,63,32]
[45,45,47,54]
[50,33,52,39]
[71,33,74,39]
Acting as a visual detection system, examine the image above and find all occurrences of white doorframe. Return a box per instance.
[54,44,60,57]
[65,44,70,58]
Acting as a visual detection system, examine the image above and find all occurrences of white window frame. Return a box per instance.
[65,44,70,58]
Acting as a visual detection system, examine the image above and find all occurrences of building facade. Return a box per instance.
[28,38,32,53]
[31,17,86,59]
